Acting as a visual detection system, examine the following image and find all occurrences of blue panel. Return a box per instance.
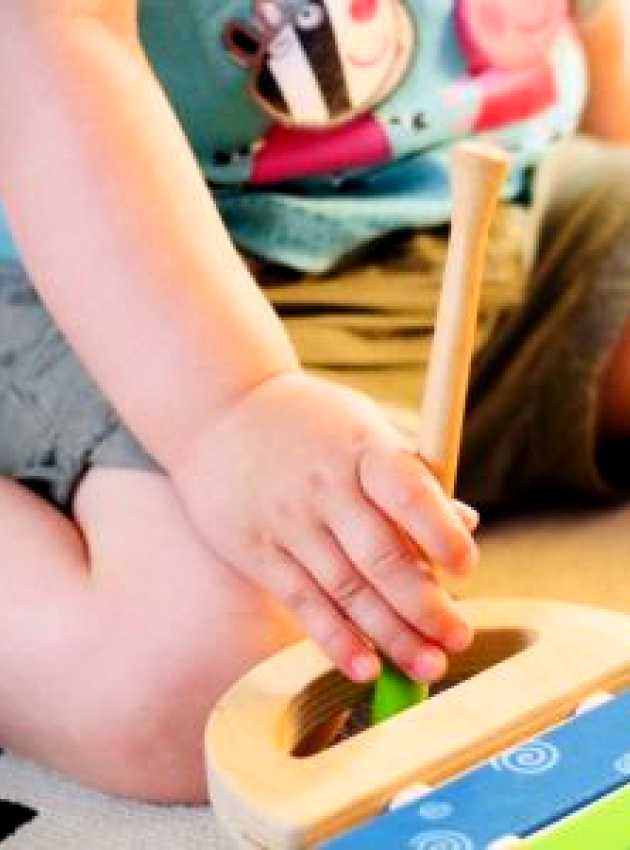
[320,689,630,850]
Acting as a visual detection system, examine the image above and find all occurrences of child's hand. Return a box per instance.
[173,371,479,684]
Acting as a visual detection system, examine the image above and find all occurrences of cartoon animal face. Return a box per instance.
[224,0,415,128]
[457,0,568,71]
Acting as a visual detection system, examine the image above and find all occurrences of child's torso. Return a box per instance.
[141,0,588,270]
[140,1,584,176]
[0,0,588,271]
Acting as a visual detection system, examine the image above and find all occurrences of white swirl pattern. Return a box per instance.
[416,802,454,821]
[408,830,474,850]
[614,753,630,776]
[492,741,560,775]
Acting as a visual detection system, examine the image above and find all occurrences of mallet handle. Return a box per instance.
[417,142,508,495]
[371,142,508,725]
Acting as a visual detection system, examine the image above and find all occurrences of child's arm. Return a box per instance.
[575,0,630,141]
[0,5,299,470]
[0,3,478,684]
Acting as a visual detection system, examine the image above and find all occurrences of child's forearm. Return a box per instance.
[0,8,298,473]
[575,0,630,141]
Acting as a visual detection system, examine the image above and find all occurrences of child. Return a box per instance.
[0,0,628,803]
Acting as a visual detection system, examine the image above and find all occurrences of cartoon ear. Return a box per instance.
[223,21,265,69]
[456,0,569,72]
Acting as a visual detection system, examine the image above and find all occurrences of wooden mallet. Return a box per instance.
[371,140,509,724]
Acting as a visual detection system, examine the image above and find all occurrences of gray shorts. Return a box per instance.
[0,264,159,511]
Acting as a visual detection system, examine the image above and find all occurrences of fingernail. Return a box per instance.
[447,621,474,654]
[453,500,480,531]
[351,654,381,682]
[412,648,446,682]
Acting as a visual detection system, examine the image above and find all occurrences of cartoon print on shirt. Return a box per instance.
[212,0,575,186]
[224,0,415,128]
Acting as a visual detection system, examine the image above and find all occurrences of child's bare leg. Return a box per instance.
[0,468,301,803]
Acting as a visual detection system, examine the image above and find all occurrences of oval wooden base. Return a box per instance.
[205,598,630,850]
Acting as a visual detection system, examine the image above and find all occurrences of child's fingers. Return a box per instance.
[358,446,479,577]
[280,522,452,680]
[259,544,380,683]
[325,501,472,656]
[321,575,449,682]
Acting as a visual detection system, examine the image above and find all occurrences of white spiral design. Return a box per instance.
[416,801,454,821]
[408,829,474,850]
[492,740,560,775]
[614,752,630,776]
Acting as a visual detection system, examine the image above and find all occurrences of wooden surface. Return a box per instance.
[205,598,630,850]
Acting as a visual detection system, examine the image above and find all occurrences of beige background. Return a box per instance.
[448,504,630,614]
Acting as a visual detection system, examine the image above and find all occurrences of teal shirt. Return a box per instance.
[0,0,587,271]
[0,219,14,263]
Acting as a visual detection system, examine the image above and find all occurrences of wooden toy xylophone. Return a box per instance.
[206,599,630,849]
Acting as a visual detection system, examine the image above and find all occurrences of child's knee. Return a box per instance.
[64,645,212,802]
[67,598,299,802]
